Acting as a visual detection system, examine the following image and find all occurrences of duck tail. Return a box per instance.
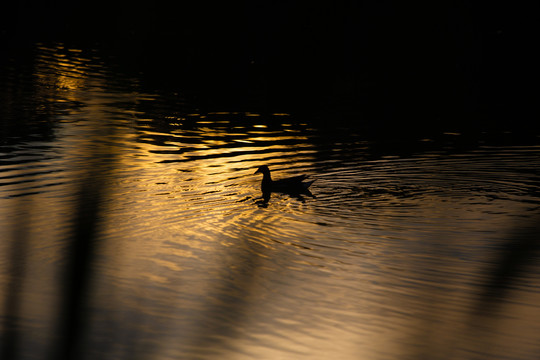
[303,179,316,189]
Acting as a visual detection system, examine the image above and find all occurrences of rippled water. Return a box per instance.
[1,44,540,360]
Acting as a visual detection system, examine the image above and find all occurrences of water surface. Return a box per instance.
[1,43,540,360]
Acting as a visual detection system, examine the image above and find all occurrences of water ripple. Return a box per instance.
[2,42,540,360]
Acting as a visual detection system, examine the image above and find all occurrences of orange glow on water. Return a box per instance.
[2,43,540,360]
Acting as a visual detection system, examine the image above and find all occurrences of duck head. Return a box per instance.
[254,165,270,175]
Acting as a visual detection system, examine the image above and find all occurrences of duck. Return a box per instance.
[254,165,315,195]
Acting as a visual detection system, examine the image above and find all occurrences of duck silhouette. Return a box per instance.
[254,165,315,204]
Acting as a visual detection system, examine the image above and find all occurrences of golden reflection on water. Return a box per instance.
[96,134,539,359]
[2,43,540,360]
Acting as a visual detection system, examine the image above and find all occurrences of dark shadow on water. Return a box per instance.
[47,142,118,360]
[460,215,540,357]
[0,199,30,359]
[181,219,277,359]
[402,212,540,358]
[472,215,540,316]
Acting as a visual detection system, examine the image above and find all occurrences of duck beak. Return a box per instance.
[254,168,261,174]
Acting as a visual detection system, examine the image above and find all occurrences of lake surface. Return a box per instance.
[1,43,540,360]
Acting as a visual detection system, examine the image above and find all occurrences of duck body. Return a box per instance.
[254,165,315,194]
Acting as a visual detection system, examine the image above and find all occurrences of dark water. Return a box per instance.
[1,43,540,360]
